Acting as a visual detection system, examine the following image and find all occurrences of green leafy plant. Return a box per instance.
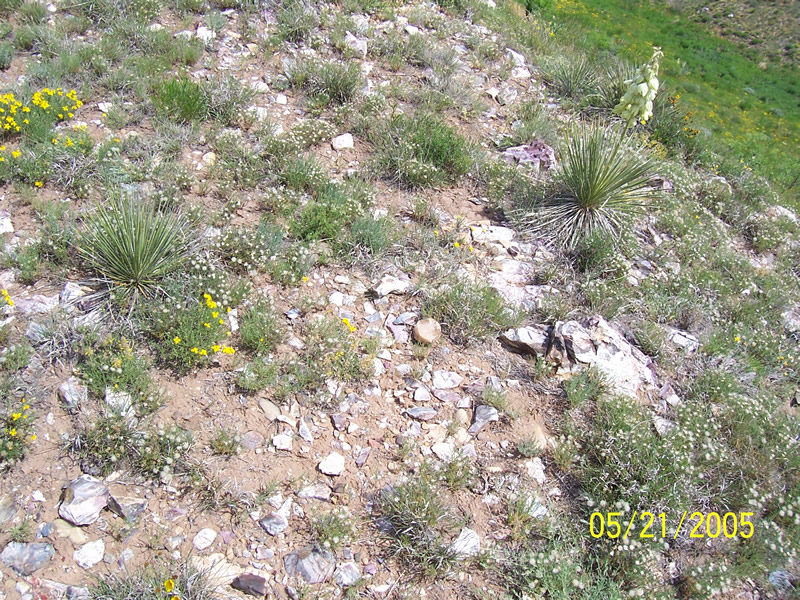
[149,293,236,374]
[239,298,284,354]
[78,335,159,414]
[79,195,197,301]
[523,124,656,249]
[210,428,240,457]
[311,508,357,550]
[0,41,13,70]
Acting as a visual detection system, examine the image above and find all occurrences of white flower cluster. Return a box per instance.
[614,47,663,127]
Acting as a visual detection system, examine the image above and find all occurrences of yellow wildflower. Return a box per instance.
[173,336,181,344]
[164,580,175,593]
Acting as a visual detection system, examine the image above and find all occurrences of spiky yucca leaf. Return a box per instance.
[80,196,195,301]
[528,124,656,250]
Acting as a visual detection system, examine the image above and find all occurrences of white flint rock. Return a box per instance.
[272,434,293,451]
[449,528,480,557]
[0,210,13,234]
[373,274,412,297]
[500,326,550,356]
[334,561,361,587]
[298,418,313,443]
[193,528,217,551]
[413,387,431,402]
[468,405,499,434]
[471,225,515,243]
[431,442,454,462]
[260,511,288,536]
[59,475,110,526]
[506,48,525,66]
[73,540,104,569]
[284,546,335,584]
[195,25,216,43]
[332,133,355,150]
[58,377,87,409]
[318,452,345,476]
[511,66,531,79]
[526,457,546,485]
[297,482,332,502]
[344,32,367,57]
[432,370,463,389]
[406,406,437,421]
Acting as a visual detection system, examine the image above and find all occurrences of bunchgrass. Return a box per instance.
[277,0,318,42]
[285,58,362,107]
[152,77,208,123]
[421,278,523,344]
[370,113,474,188]
[376,470,462,578]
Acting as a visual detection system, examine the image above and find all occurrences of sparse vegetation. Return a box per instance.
[0,0,798,595]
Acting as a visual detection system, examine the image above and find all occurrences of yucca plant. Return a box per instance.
[79,195,196,301]
[543,55,598,100]
[525,124,656,250]
[591,57,638,110]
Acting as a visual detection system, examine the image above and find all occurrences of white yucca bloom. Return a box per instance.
[614,47,663,126]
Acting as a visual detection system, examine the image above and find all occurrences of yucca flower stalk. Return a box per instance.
[79,195,196,302]
[614,47,663,127]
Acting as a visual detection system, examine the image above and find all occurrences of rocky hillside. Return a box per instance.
[0,0,797,599]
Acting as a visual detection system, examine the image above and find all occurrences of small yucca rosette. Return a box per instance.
[614,47,663,126]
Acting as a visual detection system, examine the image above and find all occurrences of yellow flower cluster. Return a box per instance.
[170,293,236,360]
[1,289,13,307]
[163,579,180,600]
[0,88,82,134]
[341,317,356,333]
[0,88,84,167]
[3,400,35,447]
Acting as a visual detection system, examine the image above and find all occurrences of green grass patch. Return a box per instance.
[370,113,474,188]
